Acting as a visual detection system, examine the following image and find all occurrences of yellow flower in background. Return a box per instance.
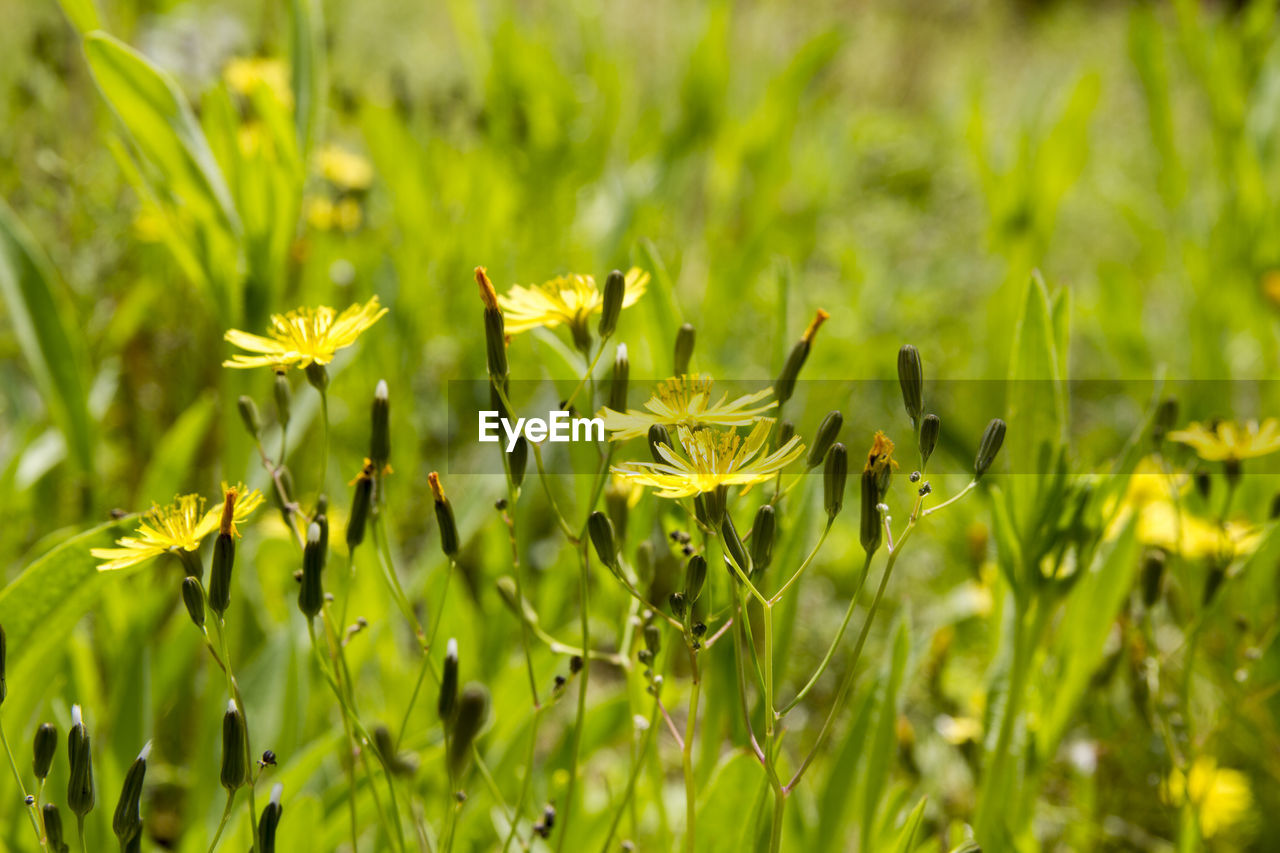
[223,297,387,370]
[91,484,264,571]
[1164,757,1253,838]
[316,144,374,191]
[223,57,292,107]
[600,375,776,441]
[612,420,804,498]
[498,268,649,336]
[1168,419,1280,462]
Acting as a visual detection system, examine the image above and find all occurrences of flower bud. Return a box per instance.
[777,420,795,449]
[181,577,205,629]
[273,370,291,428]
[720,512,750,577]
[429,473,459,557]
[176,547,203,580]
[67,704,95,820]
[774,309,828,405]
[700,485,727,528]
[347,467,373,550]
[439,638,459,726]
[974,418,1007,480]
[643,623,662,657]
[509,435,528,489]
[237,396,262,439]
[860,469,882,555]
[669,592,687,619]
[897,345,923,425]
[609,344,629,413]
[476,268,508,380]
[824,443,848,519]
[919,414,940,468]
[370,380,390,470]
[1152,396,1178,446]
[598,270,626,339]
[258,784,284,853]
[1203,562,1227,606]
[684,554,708,607]
[1141,548,1166,608]
[304,361,329,393]
[806,411,843,468]
[314,493,330,554]
[112,741,149,848]
[447,683,491,778]
[208,533,234,617]
[749,505,776,578]
[587,511,618,569]
[648,424,672,464]
[221,699,247,791]
[298,523,325,619]
[44,804,68,853]
[33,723,57,780]
[673,323,696,375]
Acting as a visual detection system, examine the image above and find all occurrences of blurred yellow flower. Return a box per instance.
[498,268,648,337]
[223,297,387,370]
[1168,419,1280,462]
[305,196,335,230]
[91,484,264,571]
[1110,458,1258,559]
[223,57,292,107]
[1164,757,1253,838]
[316,144,374,191]
[600,375,775,441]
[612,421,804,498]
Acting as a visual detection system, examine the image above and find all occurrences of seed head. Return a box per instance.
[609,344,629,413]
[257,784,284,853]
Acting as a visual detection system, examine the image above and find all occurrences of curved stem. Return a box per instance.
[207,790,237,853]
[768,521,832,605]
[0,720,47,849]
[556,544,592,853]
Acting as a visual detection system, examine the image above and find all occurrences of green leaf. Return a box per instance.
[290,0,326,156]
[891,797,928,853]
[137,392,217,505]
[696,751,769,853]
[859,618,911,851]
[0,199,95,476]
[54,0,101,32]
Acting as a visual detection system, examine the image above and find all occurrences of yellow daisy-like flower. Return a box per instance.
[1164,757,1253,838]
[1168,419,1280,462]
[600,375,776,441]
[91,484,264,571]
[498,268,649,337]
[612,421,804,499]
[223,57,292,107]
[223,297,387,370]
[316,144,374,191]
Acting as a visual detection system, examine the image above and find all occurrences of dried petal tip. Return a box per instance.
[802,309,830,343]
[428,471,446,503]
[138,741,152,761]
[270,783,283,805]
[475,267,500,311]
[72,705,83,727]
[375,379,388,401]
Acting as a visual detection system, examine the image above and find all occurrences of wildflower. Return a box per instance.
[612,421,804,499]
[864,431,899,493]
[223,57,292,106]
[601,375,776,442]
[1168,419,1280,462]
[91,485,264,572]
[1164,756,1253,838]
[497,268,649,347]
[315,144,374,191]
[223,297,386,371]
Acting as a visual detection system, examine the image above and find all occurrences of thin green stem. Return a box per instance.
[501,708,545,853]
[207,790,237,853]
[556,544,592,853]
[213,618,259,852]
[768,521,832,605]
[682,645,701,853]
[0,721,46,848]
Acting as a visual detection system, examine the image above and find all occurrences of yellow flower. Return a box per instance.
[1164,757,1253,838]
[305,196,335,231]
[223,297,388,371]
[91,484,264,571]
[600,375,775,441]
[612,421,804,499]
[1168,419,1280,462]
[223,57,293,107]
[497,268,649,337]
[316,144,374,191]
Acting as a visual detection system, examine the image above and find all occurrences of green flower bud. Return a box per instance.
[860,469,882,556]
[807,411,843,468]
[643,623,661,657]
[897,344,923,425]
[273,370,291,429]
[1152,396,1179,446]
[33,723,57,780]
[509,435,528,489]
[439,638,459,726]
[44,804,68,853]
[648,424,672,464]
[176,547,203,581]
[112,741,150,849]
[429,473,459,557]
[974,418,1007,480]
[774,310,828,405]
[181,577,205,629]
[370,380,390,470]
[314,494,330,555]
[221,699,247,791]
[477,268,509,380]
[720,512,751,577]
[346,469,373,550]
[298,523,325,619]
[674,323,696,375]
[237,396,262,439]
[824,443,848,519]
[1203,562,1227,606]
[609,344,629,413]
[777,420,795,449]
[588,511,618,569]
[208,532,234,616]
[749,504,776,578]
[684,554,708,607]
[700,485,727,528]
[304,361,329,393]
[598,270,626,339]
[258,784,284,853]
[919,414,940,469]
[67,705,95,820]
[447,684,490,778]
[669,592,687,619]
[1141,548,1167,608]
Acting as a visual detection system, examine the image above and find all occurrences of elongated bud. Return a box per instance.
[684,554,708,606]
[176,547,203,580]
[674,323,696,375]
[807,411,843,468]
[919,414,940,468]
[429,473,459,557]
[44,804,68,853]
[599,270,626,339]
[774,309,828,404]
[974,418,1007,480]
[67,704,95,819]
[370,380,391,470]
[777,420,795,449]
[476,267,508,380]
[258,784,284,853]
[347,466,373,550]
[33,723,57,780]
[669,592,687,619]
[824,443,848,518]
[208,534,234,616]
[314,493,330,555]
[749,505,776,577]
[112,741,150,848]
[447,684,490,778]
[221,699,247,790]
[648,424,671,464]
[1152,396,1178,445]
[181,577,205,628]
[439,638,459,726]
[644,623,662,657]
[298,523,325,618]
[701,485,727,527]
[273,370,291,428]
[720,512,751,577]
[1141,548,1166,608]
[238,396,262,439]
[509,435,528,488]
[304,361,329,393]
[0,624,5,706]
[897,345,923,425]
[860,469,882,555]
[609,344,629,413]
[587,511,618,569]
